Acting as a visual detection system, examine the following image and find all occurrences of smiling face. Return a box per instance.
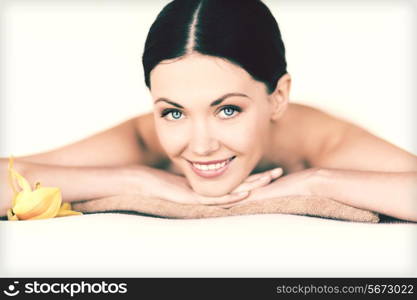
[150,53,286,196]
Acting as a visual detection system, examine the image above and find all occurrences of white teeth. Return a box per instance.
[192,159,229,171]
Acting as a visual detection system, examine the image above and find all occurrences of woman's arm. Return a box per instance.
[307,120,417,173]
[1,114,152,214]
[306,118,417,221]
[0,158,257,217]
[0,158,148,216]
[0,114,158,216]
[219,109,417,222]
[310,168,417,222]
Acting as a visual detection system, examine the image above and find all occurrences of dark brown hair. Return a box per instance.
[142,0,287,94]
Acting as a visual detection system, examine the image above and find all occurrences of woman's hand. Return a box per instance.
[127,165,251,206]
[217,168,317,208]
[230,167,284,194]
[194,167,285,205]
[193,167,284,206]
[130,165,284,206]
[126,165,285,206]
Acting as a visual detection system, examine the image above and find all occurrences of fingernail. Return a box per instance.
[272,168,283,176]
[260,175,269,181]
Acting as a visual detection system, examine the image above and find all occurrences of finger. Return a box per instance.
[231,174,272,193]
[270,167,284,179]
[197,191,250,205]
[218,198,252,209]
[216,190,265,209]
[244,172,264,183]
[231,168,284,194]
[245,167,283,183]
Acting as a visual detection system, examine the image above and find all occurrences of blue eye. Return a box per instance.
[171,110,182,119]
[160,105,242,121]
[218,105,241,119]
[160,109,183,121]
[223,107,234,116]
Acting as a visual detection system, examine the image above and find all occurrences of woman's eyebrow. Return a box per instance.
[154,92,250,108]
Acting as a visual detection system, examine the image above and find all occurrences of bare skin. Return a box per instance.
[1,101,416,220]
[1,54,416,221]
[137,99,417,174]
[136,102,332,176]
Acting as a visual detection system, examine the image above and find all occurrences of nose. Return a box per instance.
[188,120,220,157]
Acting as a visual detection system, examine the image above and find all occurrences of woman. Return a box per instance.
[1,0,416,221]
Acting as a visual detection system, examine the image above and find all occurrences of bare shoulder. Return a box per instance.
[134,112,170,167]
[286,102,349,127]
[16,114,157,167]
[284,103,417,171]
[274,103,352,167]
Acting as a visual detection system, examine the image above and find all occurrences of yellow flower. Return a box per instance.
[7,156,82,221]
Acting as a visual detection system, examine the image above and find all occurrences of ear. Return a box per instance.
[269,73,291,121]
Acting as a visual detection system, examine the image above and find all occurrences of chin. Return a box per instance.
[190,181,238,197]
[190,182,235,197]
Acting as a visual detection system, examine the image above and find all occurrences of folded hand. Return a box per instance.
[218,167,316,208]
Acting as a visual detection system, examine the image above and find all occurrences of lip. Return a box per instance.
[188,156,236,178]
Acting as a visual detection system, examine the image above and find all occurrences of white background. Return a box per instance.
[0,0,416,157]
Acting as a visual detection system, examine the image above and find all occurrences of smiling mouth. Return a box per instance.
[188,156,236,178]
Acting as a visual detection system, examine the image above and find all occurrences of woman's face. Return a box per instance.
[150,54,282,196]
